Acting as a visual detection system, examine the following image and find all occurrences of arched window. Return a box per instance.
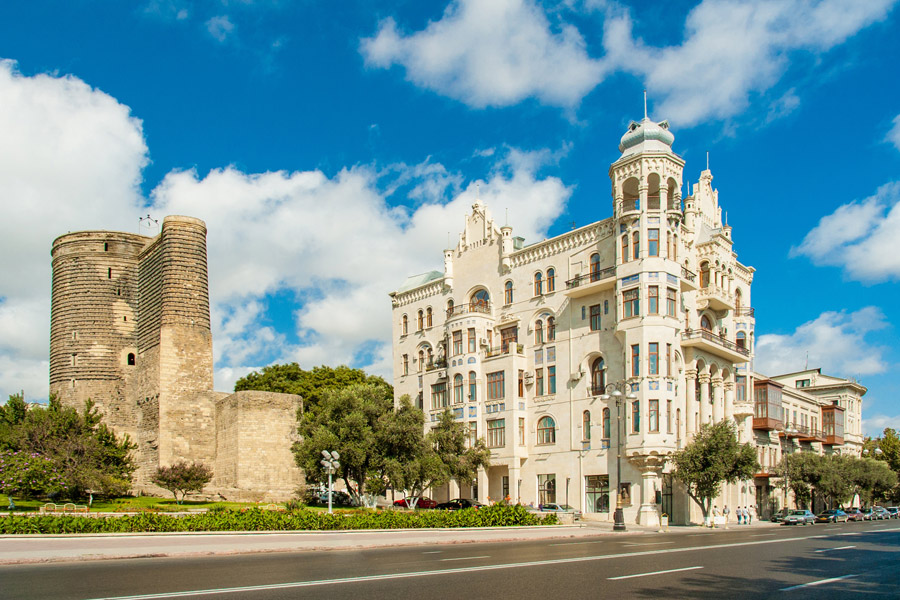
[735,288,743,312]
[736,331,747,349]
[546,268,556,292]
[447,299,455,316]
[621,235,629,263]
[535,320,543,345]
[454,374,464,404]
[700,261,710,288]
[417,310,424,331]
[583,410,591,441]
[591,357,606,395]
[504,281,513,305]
[672,234,678,260]
[701,315,713,331]
[426,307,433,328]
[418,350,425,372]
[602,408,611,439]
[647,173,660,210]
[632,231,640,260]
[591,253,601,280]
[469,371,477,402]
[547,317,556,341]
[537,416,556,445]
[471,289,490,312]
[534,272,543,296]
[402,314,408,335]
[127,353,136,366]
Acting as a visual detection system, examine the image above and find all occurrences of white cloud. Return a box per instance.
[360,0,606,109]
[755,307,889,378]
[0,59,147,400]
[142,0,190,21]
[887,113,900,152]
[792,182,900,282]
[604,0,896,125]
[206,15,235,42]
[863,414,900,437]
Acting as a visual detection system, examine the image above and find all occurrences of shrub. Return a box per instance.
[152,461,213,504]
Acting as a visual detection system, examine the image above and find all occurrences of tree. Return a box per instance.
[777,451,821,509]
[0,394,136,499]
[292,382,395,505]
[235,364,392,412]
[851,457,897,505]
[669,421,759,520]
[152,461,213,503]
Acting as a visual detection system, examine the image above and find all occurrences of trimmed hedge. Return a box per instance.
[0,504,557,534]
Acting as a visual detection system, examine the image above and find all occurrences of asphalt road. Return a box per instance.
[2,520,898,600]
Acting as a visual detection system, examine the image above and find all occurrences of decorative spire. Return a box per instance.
[643,89,648,119]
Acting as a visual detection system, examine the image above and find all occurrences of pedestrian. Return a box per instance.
[724,505,730,521]
[748,505,755,524]
[712,505,720,528]
[737,506,744,525]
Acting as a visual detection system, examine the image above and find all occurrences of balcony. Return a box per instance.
[697,284,735,311]
[797,426,827,443]
[446,302,492,320]
[824,432,844,446]
[484,343,524,359]
[680,266,698,291]
[753,416,782,431]
[425,358,447,372]
[681,328,750,363]
[565,266,616,297]
[735,307,755,318]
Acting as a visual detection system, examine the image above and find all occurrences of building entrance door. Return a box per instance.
[661,473,676,524]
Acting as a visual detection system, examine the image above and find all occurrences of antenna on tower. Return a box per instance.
[138,214,159,235]
[643,90,648,119]
[805,351,809,370]
[706,151,709,171]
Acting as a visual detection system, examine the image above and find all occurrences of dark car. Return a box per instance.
[844,508,864,522]
[887,507,899,519]
[771,508,791,523]
[815,509,848,523]
[393,497,438,509]
[782,509,815,526]
[436,498,485,511]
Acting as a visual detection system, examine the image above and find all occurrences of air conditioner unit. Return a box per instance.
[524,373,534,384]
[437,370,448,379]
[479,337,489,346]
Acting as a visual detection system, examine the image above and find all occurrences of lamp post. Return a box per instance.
[320,450,341,514]
[600,382,638,532]
[782,427,797,511]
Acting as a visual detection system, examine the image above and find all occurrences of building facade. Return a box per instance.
[50,215,303,501]
[389,116,863,525]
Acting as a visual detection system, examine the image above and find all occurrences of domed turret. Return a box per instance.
[618,118,675,157]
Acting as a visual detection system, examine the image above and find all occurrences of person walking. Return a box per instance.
[748,505,755,524]
[737,506,744,525]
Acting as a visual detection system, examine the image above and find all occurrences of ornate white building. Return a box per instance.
[388,115,862,525]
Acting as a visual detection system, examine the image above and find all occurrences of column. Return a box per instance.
[712,376,724,423]
[477,467,489,503]
[724,380,735,423]
[510,464,521,505]
[699,373,711,424]
[634,457,665,527]
[685,369,697,435]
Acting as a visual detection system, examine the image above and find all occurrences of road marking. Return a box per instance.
[687,533,711,536]
[422,551,442,554]
[814,545,856,553]
[750,533,776,537]
[824,526,842,530]
[440,555,489,562]
[82,531,893,600]
[779,573,858,591]
[609,566,703,580]
[549,541,599,546]
[623,541,675,546]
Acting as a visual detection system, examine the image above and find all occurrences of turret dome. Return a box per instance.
[618,118,675,156]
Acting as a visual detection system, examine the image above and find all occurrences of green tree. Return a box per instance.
[669,421,759,520]
[851,457,897,505]
[152,461,214,503]
[777,451,821,509]
[0,394,135,499]
[235,363,392,412]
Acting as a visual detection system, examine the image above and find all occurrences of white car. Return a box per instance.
[539,503,582,519]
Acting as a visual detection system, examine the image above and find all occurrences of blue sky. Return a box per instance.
[0,0,898,435]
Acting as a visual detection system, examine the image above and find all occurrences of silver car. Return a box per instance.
[782,509,815,525]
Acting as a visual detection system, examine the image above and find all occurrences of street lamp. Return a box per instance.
[782,427,798,510]
[320,450,341,514]
[600,382,638,532]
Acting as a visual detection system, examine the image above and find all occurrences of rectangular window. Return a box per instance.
[666,344,672,377]
[468,328,476,353]
[466,422,477,448]
[622,235,629,262]
[648,229,659,256]
[666,288,677,316]
[487,419,506,448]
[469,373,477,402]
[623,288,640,318]
[590,304,602,330]
[796,379,810,388]
[548,366,556,394]
[519,417,526,446]
[453,330,463,355]
[649,400,659,433]
[585,475,610,513]
[431,383,448,409]
[518,369,524,398]
[631,400,640,433]
[487,371,505,400]
[666,400,673,434]
[536,368,544,396]
[402,354,409,376]
[500,326,517,353]
[537,474,556,505]
[648,285,659,314]
[632,231,640,260]
[631,344,640,377]
[648,342,658,375]
[736,375,746,402]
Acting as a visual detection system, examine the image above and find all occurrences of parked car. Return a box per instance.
[435,498,485,511]
[872,506,891,520]
[539,503,583,519]
[815,509,848,523]
[771,508,791,523]
[860,508,876,521]
[886,507,899,519]
[782,509,816,526]
[393,497,438,509]
[318,491,353,506]
[844,508,864,522]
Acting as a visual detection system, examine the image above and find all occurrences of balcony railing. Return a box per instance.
[735,307,755,317]
[446,302,492,318]
[682,329,750,357]
[566,266,616,289]
[681,266,696,282]
[484,343,524,358]
[425,358,448,371]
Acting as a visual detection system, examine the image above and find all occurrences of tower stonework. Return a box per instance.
[50,216,303,500]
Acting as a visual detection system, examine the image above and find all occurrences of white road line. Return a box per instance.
[422,551,442,554]
[814,545,856,553]
[83,530,893,600]
[687,533,711,536]
[549,541,599,546]
[750,533,776,537]
[623,541,675,546]
[779,573,858,591]
[439,555,489,562]
[609,566,703,580]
